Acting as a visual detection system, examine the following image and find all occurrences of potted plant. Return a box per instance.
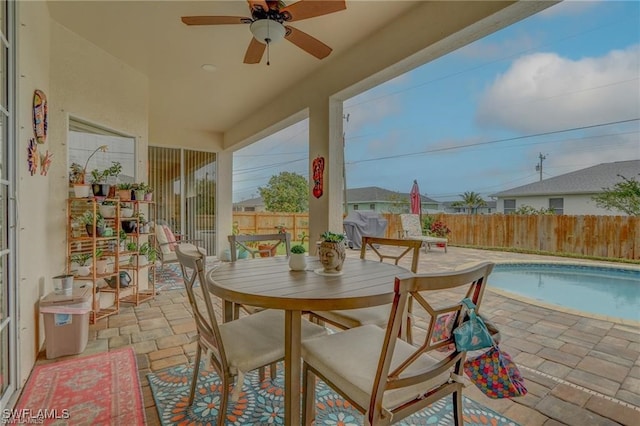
[116,183,133,201]
[90,161,121,199]
[137,242,157,266]
[289,244,307,271]
[134,183,147,201]
[77,211,106,237]
[318,231,346,274]
[144,186,154,201]
[94,248,109,274]
[99,200,117,218]
[69,163,91,198]
[70,253,92,276]
[120,202,134,218]
[429,221,451,239]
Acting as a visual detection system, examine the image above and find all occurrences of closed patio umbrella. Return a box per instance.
[410,179,422,215]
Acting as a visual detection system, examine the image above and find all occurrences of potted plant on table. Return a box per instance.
[289,244,307,271]
[318,231,346,274]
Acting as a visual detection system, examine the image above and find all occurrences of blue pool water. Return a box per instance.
[489,263,640,322]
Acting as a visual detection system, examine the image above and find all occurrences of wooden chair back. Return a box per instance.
[228,233,291,261]
[175,244,227,375]
[359,236,421,273]
[368,261,494,424]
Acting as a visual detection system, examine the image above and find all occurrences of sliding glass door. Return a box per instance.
[0,0,16,411]
[149,147,216,255]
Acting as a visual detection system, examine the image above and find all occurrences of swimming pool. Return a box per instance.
[489,263,640,322]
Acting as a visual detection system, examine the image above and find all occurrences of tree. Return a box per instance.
[259,172,309,212]
[512,205,555,215]
[591,174,640,216]
[453,191,487,214]
[384,193,409,214]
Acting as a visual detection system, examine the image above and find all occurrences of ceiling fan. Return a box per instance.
[181,0,346,65]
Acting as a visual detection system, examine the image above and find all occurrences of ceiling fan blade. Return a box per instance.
[281,0,346,22]
[181,16,249,26]
[244,37,266,64]
[247,0,269,13]
[285,25,332,59]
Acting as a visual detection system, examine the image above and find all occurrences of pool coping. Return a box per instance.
[490,260,640,327]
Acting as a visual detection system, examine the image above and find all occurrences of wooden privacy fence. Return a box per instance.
[231,212,638,260]
[436,214,638,260]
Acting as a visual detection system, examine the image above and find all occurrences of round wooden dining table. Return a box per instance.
[206,255,412,426]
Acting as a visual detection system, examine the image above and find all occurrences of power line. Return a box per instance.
[347,118,639,165]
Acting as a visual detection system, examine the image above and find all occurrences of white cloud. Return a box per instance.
[476,45,640,133]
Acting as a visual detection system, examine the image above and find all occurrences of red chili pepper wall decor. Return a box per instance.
[312,156,325,198]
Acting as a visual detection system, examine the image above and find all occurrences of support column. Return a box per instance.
[216,149,233,257]
[308,97,344,254]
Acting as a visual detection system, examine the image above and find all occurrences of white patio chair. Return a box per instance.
[399,213,448,253]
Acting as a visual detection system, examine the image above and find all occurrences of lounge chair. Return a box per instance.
[399,213,448,252]
[153,220,207,268]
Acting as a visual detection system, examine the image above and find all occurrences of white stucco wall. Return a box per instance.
[17,2,149,385]
[497,194,625,216]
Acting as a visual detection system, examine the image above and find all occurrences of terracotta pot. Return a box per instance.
[258,244,277,257]
[118,189,132,201]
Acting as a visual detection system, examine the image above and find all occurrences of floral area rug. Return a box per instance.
[153,258,220,292]
[14,347,145,425]
[148,362,521,426]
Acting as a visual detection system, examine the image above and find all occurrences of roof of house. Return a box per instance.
[233,196,264,207]
[442,200,497,209]
[491,160,640,197]
[346,186,438,203]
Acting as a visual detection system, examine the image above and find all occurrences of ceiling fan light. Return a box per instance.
[250,19,285,44]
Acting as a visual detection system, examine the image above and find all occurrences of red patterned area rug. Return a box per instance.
[148,362,521,426]
[14,347,145,425]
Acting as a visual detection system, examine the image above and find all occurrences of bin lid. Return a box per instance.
[39,285,92,307]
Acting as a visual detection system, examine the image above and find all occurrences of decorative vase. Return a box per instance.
[289,253,307,271]
[319,241,346,274]
[92,183,111,198]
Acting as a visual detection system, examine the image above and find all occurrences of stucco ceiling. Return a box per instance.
[46,1,551,148]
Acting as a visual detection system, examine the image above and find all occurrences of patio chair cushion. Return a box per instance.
[218,309,326,374]
[310,305,390,329]
[302,324,450,411]
[156,223,177,254]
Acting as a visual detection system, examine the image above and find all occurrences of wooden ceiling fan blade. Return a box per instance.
[281,0,346,22]
[244,38,266,64]
[181,16,249,25]
[285,26,332,59]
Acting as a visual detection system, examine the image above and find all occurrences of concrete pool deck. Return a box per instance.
[39,245,639,425]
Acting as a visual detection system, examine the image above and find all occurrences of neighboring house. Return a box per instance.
[442,200,497,214]
[233,197,266,212]
[346,186,441,213]
[491,160,639,215]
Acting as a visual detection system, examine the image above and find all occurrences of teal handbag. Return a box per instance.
[453,298,494,351]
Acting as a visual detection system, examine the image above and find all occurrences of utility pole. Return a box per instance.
[343,113,350,216]
[535,153,547,182]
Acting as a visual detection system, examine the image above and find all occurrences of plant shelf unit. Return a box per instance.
[118,199,156,305]
[66,197,121,324]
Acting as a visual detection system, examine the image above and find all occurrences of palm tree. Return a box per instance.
[454,191,487,214]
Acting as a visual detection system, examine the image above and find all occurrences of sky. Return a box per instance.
[233,0,640,203]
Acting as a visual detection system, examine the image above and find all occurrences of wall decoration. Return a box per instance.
[32,89,48,143]
[313,156,325,199]
[40,150,53,176]
[27,138,38,176]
